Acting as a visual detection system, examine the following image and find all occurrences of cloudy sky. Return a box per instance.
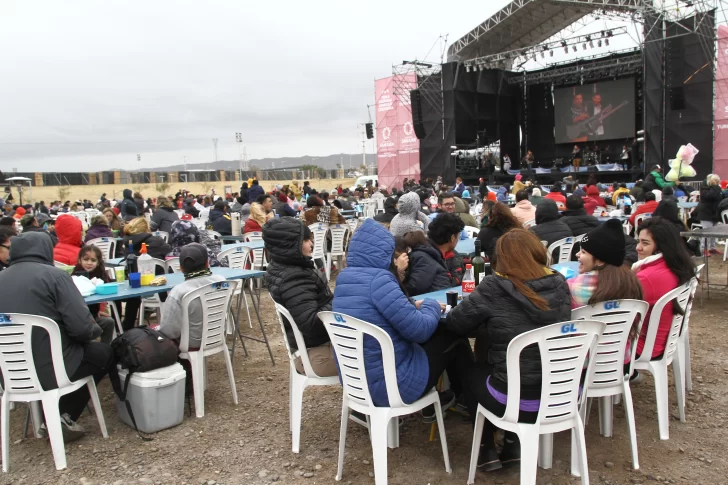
[0,0,513,172]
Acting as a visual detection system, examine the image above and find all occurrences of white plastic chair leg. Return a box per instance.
[517,427,540,485]
[1,394,10,472]
[189,354,206,418]
[387,417,399,449]
[672,355,686,423]
[571,415,590,483]
[325,254,332,282]
[467,410,485,485]
[683,329,693,392]
[290,372,306,453]
[369,412,390,485]
[538,433,553,469]
[86,379,108,438]
[41,392,67,470]
[30,401,44,438]
[222,345,238,406]
[651,364,670,440]
[336,401,350,481]
[433,399,452,473]
[598,396,613,437]
[622,384,640,469]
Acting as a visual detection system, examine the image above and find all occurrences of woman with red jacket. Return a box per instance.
[53,214,82,265]
[633,217,695,362]
[582,185,606,216]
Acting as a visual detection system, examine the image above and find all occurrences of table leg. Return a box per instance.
[229,286,249,364]
[249,280,275,365]
[109,300,124,336]
[704,238,711,299]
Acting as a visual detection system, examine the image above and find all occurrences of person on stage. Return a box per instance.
[572,144,581,172]
[620,145,631,170]
[522,151,535,180]
[501,153,511,174]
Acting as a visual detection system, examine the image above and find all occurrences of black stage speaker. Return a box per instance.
[669,87,685,110]
[410,89,426,139]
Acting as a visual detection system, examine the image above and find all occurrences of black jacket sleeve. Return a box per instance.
[405,254,453,296]
[443,279,494,337]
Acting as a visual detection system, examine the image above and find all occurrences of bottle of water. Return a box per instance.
[462,264,476,295]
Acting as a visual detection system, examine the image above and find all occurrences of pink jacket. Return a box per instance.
[635,256,679,358]
[510,200,537,225]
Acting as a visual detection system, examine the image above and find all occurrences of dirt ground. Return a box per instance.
[2,256,728,485]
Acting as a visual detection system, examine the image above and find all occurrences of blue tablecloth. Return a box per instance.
[597,215,629,222]
[678,201,698,209]
[84,267,265,304]
[220,240,265,253]
[455,238,475,256]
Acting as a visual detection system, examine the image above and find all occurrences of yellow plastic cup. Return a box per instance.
[114,267,125,282]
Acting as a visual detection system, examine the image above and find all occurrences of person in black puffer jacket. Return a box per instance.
[444,228,571,471]
[560,195,599,236]
[373,196,398,226]
[529,199,572,253]
[263,217,336,377]
[696,174,723,254]
[150,196,179,233]
[119,188,139,222]
[403,228,460,297]
[210,200,232,235]
[476,202,520,261]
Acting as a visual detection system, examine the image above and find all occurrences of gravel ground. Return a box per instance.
[2,256,728,485]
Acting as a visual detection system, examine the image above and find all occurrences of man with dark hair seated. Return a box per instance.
[628,191,658,228]
[560,195,599,236]
[405,212,465,296]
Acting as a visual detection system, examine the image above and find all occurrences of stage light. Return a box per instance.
[564,47,569,54]
[598,40,602,47]
[589,41,594,48]
[607,30,613,37]
[605,38,609,46]
[541,52,545,58]
[466,65,471,72]
[572,45,577,52]
[583,43,587,50]
[550,50,554,57]
[561,40,567,47]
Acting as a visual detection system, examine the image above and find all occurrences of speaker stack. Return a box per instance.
[410,89,426,139]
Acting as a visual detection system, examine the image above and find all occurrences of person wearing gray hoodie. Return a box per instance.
[388,192,430,237]
[0,232,113,440]
[119,188,139,221]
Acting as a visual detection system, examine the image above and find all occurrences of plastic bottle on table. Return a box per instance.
[137,243,155,286]
[462,263,475,295]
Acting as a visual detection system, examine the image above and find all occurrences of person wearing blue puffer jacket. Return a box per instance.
[333,218,473,422]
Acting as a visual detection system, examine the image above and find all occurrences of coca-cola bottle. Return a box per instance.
[462,263,476,295]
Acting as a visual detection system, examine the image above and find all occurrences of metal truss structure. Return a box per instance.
[392,61,443,115]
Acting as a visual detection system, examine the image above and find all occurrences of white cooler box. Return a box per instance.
[116,363,186,433]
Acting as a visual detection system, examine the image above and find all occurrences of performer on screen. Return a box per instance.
[587,91,605,137]
[572,144,582,172]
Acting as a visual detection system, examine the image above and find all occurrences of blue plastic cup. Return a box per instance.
[129,272,141,289]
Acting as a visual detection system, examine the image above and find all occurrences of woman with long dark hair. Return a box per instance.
[444,228,571,471]
[633,217,695,360]
[476,202,521,260]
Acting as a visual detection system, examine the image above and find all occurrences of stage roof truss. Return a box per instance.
[392,61,443,115]
[506,50,643,85]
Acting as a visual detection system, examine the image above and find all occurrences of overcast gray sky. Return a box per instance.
[0,0,509,172]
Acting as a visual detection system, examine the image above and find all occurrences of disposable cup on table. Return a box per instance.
[115,267,125,282]
[129,272,141,289]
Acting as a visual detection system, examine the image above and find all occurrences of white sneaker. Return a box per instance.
[60,413,86,442]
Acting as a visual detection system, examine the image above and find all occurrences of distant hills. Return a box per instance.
[153,153,377,172]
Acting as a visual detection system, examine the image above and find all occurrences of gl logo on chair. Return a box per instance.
[560,323,578,334]
[603,301,620,310]
[333,313,347,323]
[0,314,12,324]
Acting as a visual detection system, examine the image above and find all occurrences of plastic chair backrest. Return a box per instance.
[244,232,265,269]
[681,278,699,337]
[346,218,359,234]
[592,206,607,217]
[546,236,577,265]
[207,231,222,241]
[319,311,404,408]
[0,313,72,394]
[500,320,605,426]
[178,280,236,353]
[522,219,536,229]
[376,198,385,212]
[463,226,480,238]
[329,224,349,257]
[166,257,181,273]
[86,237,116,262]
[722,210,728,225]
[218,246,252,270]
[634,213,651,228]
[309,223,329,261]
[151,231,169,243]
[572,300,649,390]
[634,281,692,366]
[273,302,320,378]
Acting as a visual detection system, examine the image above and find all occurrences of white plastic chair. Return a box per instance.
[326,224,349,280]
[165,257,181,273]
[632,281,692,440]
[177,281,239,418]
[721,210,728,261]
[466,320,605,485]
[207,230,222,241]
[274,303,339,453]
[346,217,359,234]
[85,237,116,262]
[138,258,168,325]
[244,232,267,271]
[546,236,578,265]
[634,213,651,229]
[308,223,329,277]
[218,246,254,329]
[151,231,169,243]
[0,314,108,471]
[522,219,536,229]
[571,300,649,470]
[319,311,451,485]
[376,198,385,214]
[463,226,480,238]
[678,277,700,394]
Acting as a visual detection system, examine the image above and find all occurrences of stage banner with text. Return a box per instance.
[715,25,728,178]
[375,74,420,190]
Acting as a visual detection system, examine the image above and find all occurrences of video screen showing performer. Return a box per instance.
[554,78,635,144]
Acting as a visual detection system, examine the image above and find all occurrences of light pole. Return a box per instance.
[235,132,243,179]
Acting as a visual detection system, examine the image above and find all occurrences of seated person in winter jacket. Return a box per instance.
[210,200,233,236]
[150,196,179,233]
[529,199,573,255]
[427,193,470,240]
[20,214,58,246]
[560,195,600,237]
[444,228,571,472]
[264,218,337,376]
[510,190,536,225]
[390,192,430,237]
[373,196,398,227]
[0,232,112,441]
[53,214,83,265]
[84,215,114,243]
[477,202,520,261]
[158,243,226,349]
[334,218,473,418]
[273,193,297,218]
[404,213,465,296]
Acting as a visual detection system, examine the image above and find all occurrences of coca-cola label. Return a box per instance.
[462,280,476,293]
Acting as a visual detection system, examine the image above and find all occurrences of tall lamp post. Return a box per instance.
[235,132,243,180]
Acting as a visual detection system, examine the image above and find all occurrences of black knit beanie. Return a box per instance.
[579,219,625,267]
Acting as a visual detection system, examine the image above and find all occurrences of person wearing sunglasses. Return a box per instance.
[0,227,13,272]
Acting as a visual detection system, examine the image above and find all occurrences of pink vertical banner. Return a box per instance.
[714,25,728,178]
[375,74,420,190]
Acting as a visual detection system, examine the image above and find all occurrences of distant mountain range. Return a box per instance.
[152,153,377,172]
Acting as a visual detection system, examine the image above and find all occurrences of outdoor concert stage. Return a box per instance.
[385,1,720,190]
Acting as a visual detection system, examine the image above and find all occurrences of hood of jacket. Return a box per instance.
[396,192,420,217]
[535,199,559,224]
[123,188,133,200]
[9,232,54,266]
[493,272,570,323]
[262,217,313,267]
[346,218,394,270]
[454,197,470,214]
[209,208,225,221]
[561,208,587,217]
[514,199,534,210]
[55,215,82,246]
[586,185,600,197]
